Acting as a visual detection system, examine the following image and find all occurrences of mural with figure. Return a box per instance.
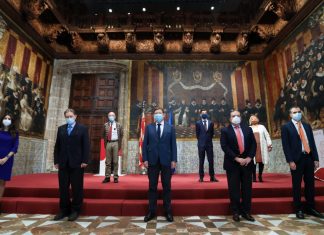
[265,3,324,137]
[130,60,267,139]
[0,14,53,137]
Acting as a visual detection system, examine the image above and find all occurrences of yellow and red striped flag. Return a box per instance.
[138,111,146,168]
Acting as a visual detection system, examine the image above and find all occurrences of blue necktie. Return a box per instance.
[67,125,72,136]
[157,124,161,139]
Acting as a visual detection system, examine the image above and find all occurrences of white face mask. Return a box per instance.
[231,116,241,125]
[3,119,12,127]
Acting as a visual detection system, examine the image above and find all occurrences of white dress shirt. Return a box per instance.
[110,122,118,141]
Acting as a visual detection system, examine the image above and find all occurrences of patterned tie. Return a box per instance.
[234,126,244,154]
[157,123,161,139]
[67,124,72,136]
[203,120,207,131]
[298,122,310,154]
[107,123,112,141]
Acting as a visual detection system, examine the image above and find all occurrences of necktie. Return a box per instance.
[203,120,207,131]
[234,126,244,154]
[107,123,112,141]
[157,123,161,139]
[298,122,310,154]
[67,125,72,136]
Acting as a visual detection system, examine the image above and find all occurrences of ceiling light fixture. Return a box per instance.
[108,8,112,13]
[177,6,180,11]
[211,6,215,11]
[142,7,146,12]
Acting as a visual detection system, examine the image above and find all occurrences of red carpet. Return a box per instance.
[1,173,324,216]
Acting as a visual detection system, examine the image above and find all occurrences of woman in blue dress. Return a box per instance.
[0,113,19,212]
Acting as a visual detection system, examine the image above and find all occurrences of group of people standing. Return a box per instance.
[0,104,323,223]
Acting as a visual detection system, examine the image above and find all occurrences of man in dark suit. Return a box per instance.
[220,110,256,222]
[53,108,90,221]
[142,107,177,222]
[196,109,218,182]
[281,106,324,219]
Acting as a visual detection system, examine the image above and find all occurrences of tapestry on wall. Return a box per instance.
[0,14,52,137]
[266,3,324,137]
[130,60,267,139]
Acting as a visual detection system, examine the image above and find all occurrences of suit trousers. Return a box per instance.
[198,145,215,178]
[291,153,315,211]
[226,163,253,214]
[148,161,172,214]
[58,166,84,214]
[105,141,119,178]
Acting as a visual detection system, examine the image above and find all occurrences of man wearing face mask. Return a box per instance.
[281,106,323,219]
[53,108,90,221]
[196,109,218,182]
[220,110,256,222]
[102,112,123,183]
[142,107,177,222]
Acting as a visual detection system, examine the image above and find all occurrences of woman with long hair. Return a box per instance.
[0,113,19,212]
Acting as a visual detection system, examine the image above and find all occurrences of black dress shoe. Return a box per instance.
[114,178,118,183]
[296,210,305,219]
[305,208,324,219]
[241,213,255,222]
[199,178,203,182]
[210,177,219,182]
[232,214,240,222]
[258,175,263,182]
[165,213,174,222]
[253,177,257,182]
[102,177,110,183]
[53,212,68,221]
[68,211,79,221]
[144,212,156,222]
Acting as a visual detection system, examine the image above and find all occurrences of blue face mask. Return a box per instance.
[292,112,302,122]
[108,116,115,122]
[154,113,164,123]
[201,114,208,119]
[66,117,76,126]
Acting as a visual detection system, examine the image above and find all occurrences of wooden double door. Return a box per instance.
[69,73,119,173]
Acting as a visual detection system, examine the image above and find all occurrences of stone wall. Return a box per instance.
[127,138,290,174]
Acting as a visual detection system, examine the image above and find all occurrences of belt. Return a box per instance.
[107,140,118,143]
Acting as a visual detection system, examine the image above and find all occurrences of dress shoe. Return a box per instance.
[102,177,110,183]
[199,178,203,182]
[258,175,263,182]
[68,211,79,221]
[252,176,257,182]
[241,213,255,222]
[210,177,219,182]
[165,213,174,222]
[232,214,240,222]
[53,212,68,221]
[305,208,324,219]
[296,210,305,219]
[114,178,118,183]
[144,212,156,222]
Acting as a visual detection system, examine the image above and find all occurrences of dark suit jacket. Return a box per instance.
[142,122,177,167]
[220,124,256,170]
[54,123,90,168]
[281,121,319,163]
[196,119,214,147]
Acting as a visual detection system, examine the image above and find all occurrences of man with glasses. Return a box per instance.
[281,106,324,219]
[220,110,256,222]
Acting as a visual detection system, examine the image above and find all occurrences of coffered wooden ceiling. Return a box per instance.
[0,0,321,59]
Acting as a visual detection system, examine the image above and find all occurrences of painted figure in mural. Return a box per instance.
[209,98,219,127]
[199,98,209,114]
[32,98,45,133]
[5,90,20,127]
[274,89,287,133]
[6,66,19,96]
[175,99,189,127]
[218,97,231,128]
[0,64,6,117]
[19,93,33,131]
[167,98,178,125]
[188,98,198,126]
[249,115,272,183]
[241,100,255,125]
[253,99,266,125]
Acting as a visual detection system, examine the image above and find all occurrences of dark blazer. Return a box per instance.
[142,122,177,167]
[196,120,214,147]
[220,124,256,170]
[54,123,90,168]
[281,121,319,163]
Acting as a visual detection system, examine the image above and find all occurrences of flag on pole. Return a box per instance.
[138,111,146,168]
[168,109,173,126]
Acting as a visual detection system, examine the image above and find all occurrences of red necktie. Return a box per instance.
[107,124,112,141]
[298,122,310,154]
[234,126,244,154]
